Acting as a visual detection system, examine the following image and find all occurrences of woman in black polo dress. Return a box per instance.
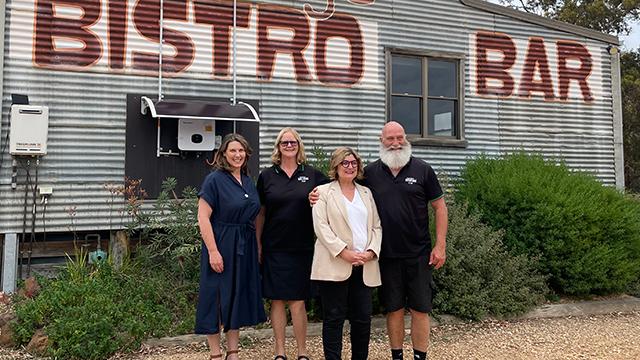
[256,127,328,360]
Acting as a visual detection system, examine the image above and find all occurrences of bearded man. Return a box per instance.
[361,121,448,360]
[309,121,447,360]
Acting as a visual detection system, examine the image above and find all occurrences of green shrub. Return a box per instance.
[129,178,201,283]
[12,178,202,359]
[455,153,640,295]
[432,199,548,320]
[626,194,640,297]
[629,278,640,298]
[308,144,331,175]
[12,253,194,360]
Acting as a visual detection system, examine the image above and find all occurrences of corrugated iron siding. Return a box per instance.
[0,0,617,233]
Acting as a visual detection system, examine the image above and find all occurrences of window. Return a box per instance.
[388,51,465,146]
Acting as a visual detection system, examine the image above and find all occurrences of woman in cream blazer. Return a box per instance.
[311,147,382,360]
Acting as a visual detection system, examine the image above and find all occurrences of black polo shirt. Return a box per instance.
[257,164,329,253]
[362,157,443,258]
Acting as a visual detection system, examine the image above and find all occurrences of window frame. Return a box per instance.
[386,48,467,148]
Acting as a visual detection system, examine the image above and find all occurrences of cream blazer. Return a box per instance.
[311,181,382,287]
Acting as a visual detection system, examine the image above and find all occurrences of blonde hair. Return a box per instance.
[212,133,252,174]
[328,147,364,181]
[271,127,307,165]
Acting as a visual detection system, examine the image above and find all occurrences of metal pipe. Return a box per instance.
[11,158,17,189]
[156,118,161,157]
[158,0,164,101]
[27,157,39,277]
[232,0,237,105]
[19,158,31,280]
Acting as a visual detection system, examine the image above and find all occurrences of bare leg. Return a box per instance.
[207,333,223,358]
[271,300,288,357]
[289,300,308,357]
[409,309,430,353]
[226,330,240,360]
[386,309,405,349]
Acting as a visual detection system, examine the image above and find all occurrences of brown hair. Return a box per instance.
[270,127,307,165]
[212,133,253,174]
[328,147,364,181]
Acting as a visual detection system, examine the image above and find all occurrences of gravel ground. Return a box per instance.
[114,312,639,360]
[2,312,638,359]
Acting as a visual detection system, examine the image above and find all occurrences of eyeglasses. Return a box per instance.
[340,160,359,168]
[279,140,298,147]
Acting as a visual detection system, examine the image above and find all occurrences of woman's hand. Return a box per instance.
[361,250,376,263]
[339,248,366,266]
[209,250,224,273]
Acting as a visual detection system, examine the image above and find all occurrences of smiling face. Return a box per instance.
[336,154,359,182]
[380,121,412,169]
[224,140,246,172]
[279,131,299,161]
[381,121,407,151]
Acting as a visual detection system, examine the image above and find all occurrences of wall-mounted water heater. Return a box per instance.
[177,119,216,151]
[10,105,49,156]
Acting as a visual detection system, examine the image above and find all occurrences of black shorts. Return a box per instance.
[379,255,434,313]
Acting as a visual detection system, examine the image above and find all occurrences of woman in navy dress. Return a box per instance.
[256,128,328,360]
[195,134,266,360]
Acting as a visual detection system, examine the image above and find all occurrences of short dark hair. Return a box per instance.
[213,133,253,174]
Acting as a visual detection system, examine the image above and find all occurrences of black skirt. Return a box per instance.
[262,251,313,300]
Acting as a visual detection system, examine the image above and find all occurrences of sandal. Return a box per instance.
[274,356,287,360]
[298,356,310,360]
[225,350,239,360]
[210,354,223,359]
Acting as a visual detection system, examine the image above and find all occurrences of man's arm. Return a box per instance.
[429,197,448,269]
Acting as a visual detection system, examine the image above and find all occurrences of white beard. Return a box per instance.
[379,142,412,170]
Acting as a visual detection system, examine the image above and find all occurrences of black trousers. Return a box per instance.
[317,266,373,360]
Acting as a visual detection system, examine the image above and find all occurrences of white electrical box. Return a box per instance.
[177,119,216,151]
[10,105,49,156]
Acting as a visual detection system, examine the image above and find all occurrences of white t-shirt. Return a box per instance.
[343,190,368,252]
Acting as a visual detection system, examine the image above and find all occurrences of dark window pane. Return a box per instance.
[428,60,457,98]
[392,96,421,134]
[392,55,422,95]
[427,99,456,137]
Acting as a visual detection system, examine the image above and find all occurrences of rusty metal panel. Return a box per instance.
[0,0,619,233]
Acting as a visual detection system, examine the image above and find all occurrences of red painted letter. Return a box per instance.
[518,38,555,100]
[107,0,127,70]
[132,0,194,74]
[315,13,364,86]
[194,0,250,77]
[34,0,101,67]
[257,4,312,82]
[475,32,516,97]
[557,41,593,102]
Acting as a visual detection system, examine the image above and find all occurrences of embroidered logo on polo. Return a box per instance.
[298,176,310,183]
[405,177,417,185]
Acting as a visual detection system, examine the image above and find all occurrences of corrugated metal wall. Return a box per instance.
[0,0,618,233]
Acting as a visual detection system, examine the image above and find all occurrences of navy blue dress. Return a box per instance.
[195,170,266,334]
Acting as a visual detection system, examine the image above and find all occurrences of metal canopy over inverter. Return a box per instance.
[140,97,260,122]
[140,96,260,156]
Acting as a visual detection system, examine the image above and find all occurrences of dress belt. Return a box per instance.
[213,221,255,255]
